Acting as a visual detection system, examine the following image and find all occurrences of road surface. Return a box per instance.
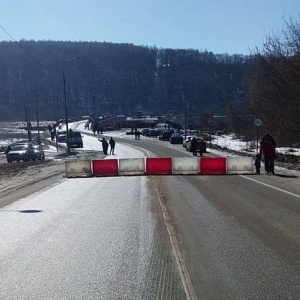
[1,122,300,299]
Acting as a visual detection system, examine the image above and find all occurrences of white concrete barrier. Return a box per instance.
[227,157,254,174]
[65,160,93,178]
[64,156,255,177]
[119,158,145,175]
[172,157,200,175]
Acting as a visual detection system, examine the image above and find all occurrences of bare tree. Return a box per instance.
[247,16,300,144]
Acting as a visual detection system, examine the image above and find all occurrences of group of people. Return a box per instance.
[255,133,276,175]
[99,137,116,155]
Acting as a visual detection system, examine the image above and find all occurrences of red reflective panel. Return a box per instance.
[92,159,119,177]
[200,157,226,175]
[146,158,172,175]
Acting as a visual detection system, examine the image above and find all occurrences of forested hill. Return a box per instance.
[0,40,252,121]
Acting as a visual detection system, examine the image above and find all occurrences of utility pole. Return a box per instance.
[35,91,40,144]
[63,56,81,154]
[24,105,32,141]
[184,94,187,138]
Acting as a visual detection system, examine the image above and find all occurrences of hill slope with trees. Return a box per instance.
[0,40,251,121]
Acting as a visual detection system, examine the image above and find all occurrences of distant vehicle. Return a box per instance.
[33,144,45,160]
[68,130,83,148]
[170,133,183,144]
[159,130,174,141]
[5,141,34,155]
[186,137,207,153]
[56,130,66,143]
[141,128,150,136]
[183,135,197,148]
[6,144,36,163]
[147,129,161,137]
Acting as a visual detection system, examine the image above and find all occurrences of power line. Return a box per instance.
[0,24,48,71]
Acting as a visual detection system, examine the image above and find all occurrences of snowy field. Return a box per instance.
[211,132,300,157]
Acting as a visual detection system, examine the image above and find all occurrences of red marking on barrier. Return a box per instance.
[200,157,226,175]
[146,158,172,175]
[92,159,118,177]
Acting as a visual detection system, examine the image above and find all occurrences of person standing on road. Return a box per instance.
[259,133,276,174]
[109,137,116,155]
[254,154,261,174]
[100,137,108,155]
[199,138,206,157]
[191,137,198,156]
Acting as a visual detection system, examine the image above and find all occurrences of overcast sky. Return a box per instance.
[0,0,299,55]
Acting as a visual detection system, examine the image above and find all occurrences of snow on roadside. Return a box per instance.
[211,133,300,157]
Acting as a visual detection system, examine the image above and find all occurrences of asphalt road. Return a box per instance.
[1,127,300,299]
[70,129,300,299]
[104,131,300,299]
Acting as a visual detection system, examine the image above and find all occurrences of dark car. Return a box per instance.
[170,133,183,144]
[159,130,174,141]
[5,141,34,155]
[68,130,83,148]
[56,130,66,143]
[6,144,36,163]
[186,137,207,153]
[147,129,161,137]
[141,128,150,136]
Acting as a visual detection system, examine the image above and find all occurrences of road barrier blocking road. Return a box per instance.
[172,157,200,175]
[200,157,227,175]
[145,158,172,175]
[119,158,145,175]
[227,157,253,174]
[65,160,93,178]
[65,156,254,177]
[92,159,119,177]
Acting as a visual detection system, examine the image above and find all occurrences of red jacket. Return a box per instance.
[259,140,275,157]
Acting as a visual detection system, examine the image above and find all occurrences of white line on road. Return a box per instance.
[241,175,300,199]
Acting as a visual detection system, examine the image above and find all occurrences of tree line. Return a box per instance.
[0,40,251,123]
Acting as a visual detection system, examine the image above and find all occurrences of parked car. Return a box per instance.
[147,129,161,137]
[159,130,174,141]
[170,133,183,144]
[6,144,36,163]
[56,130,66,143]
[186,137,207,153]
[5,141,33,155]
[183,135,197,148]
[68,130,83,148]
[33,144,45,160]
[141,128,150,136]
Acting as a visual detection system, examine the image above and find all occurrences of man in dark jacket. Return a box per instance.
[109,137,116,155]
[259,134,276,174]
[191,137,198,156]
[101,137,109,155]
[199,139,206,157]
